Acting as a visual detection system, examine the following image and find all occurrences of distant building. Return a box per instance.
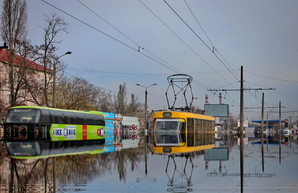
[0,48,53,109]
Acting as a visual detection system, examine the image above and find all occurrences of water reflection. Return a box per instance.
[0,114,143,192]
[165,154,194,192]
[148,124,217,193]
[0,128,298,192]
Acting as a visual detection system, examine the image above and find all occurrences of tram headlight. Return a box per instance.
[18,125,27,139]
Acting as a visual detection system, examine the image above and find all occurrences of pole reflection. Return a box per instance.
[0,122,297,192]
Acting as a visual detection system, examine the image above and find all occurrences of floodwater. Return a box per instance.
[0,132,297,193]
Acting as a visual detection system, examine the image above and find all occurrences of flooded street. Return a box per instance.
[1,133,297,193]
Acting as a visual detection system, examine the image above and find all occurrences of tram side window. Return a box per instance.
[195,119,199,146]
[50,110,64,124]
[95,115,105,126]
[76,113,86,125]
[211,121,215,144]
[206,120,210,144]
[187,118,195,147]
[86,114,96,125]
[208,120,213,144]
[180,122,186,143]
[40,110,51,124]
[63,112,76,124]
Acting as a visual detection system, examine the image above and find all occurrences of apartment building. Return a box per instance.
[0,48,53,109]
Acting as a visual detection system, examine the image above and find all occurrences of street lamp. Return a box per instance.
[136,83,157,133]
[136,83,157,176]
[52,51,72,108]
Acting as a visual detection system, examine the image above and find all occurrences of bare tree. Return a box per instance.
[39,14,68,107]
[114,83,127,114]
[89,87,113,112]
[8,43,44,106]
[126,94,141,116]
[1,0,28,106]
[55,76,112,111]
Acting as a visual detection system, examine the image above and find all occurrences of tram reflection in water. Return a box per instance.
[149,110,217,192]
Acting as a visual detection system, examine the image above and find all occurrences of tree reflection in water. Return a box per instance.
[0,141,144,192]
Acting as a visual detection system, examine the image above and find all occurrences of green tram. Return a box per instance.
[3,106,106,159]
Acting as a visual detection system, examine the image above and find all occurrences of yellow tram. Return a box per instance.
[151,111,215,154]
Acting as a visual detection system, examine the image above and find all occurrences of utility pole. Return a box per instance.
[261,93,265,172]
[208,66,275,193]
[279,101,282,164]
[136,83,157,176]
[239,66,244,193]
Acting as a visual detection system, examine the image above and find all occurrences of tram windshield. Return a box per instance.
[6,108,40,123]
[154,133,182,146]
[5,140,105,157]
[154,119,186,146]
[154,118,180,131]
[6,142,41,156]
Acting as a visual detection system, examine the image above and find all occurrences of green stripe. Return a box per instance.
[10,106,104,116]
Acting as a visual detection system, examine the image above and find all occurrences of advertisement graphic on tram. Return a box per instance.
[3,106,106,159]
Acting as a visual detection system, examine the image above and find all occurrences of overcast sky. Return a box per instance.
[2,0,298,121]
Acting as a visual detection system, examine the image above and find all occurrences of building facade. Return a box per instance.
[0,48,53,109]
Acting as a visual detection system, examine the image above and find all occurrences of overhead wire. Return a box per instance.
[65,71,166,104]
[182,0,263,104]
[184,0,240,80]
[42,0,262,112]
[66,66,235,76]
[77,0,212,89]
[245,70,298,84]
[78,0,185,74]
[42,0,213,90]
[66,67,171,76]
[183,0,214,48]
[64,71,118,94]
[163,0,239,81]
[75,0,210,89]
[41,0,185,76]
[77,0,239,106]
[138,0,230,89]
[137,0,244,109]
[76,0,211,88]
[76,0,140,47]
[79,0,184,74]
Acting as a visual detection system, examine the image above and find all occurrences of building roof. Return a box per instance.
[0,48,53,72]
[251,119,286,125]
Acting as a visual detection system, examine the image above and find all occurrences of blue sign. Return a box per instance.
[103,112,115,119]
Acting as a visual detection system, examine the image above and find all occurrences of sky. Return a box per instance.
[2,0,298,121]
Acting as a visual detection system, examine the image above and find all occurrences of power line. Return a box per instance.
[67,66,236,76]
[183,0,214,48]
[66,67,170,76]
[208,88,275,92]
[184,1,253,98]
[137,0,231,89]
[184,0,240,80]
[163,0,239,81]
[41,0,186,75]
[77,0,187,74]
[76,0,140,48]
[41,0,136,50]
[245,70,298,84]
[45,0,211,89]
